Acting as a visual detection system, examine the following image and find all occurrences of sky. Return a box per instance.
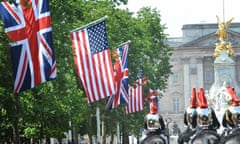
[121,0,240,37]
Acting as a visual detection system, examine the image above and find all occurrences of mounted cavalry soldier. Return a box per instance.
[220,87,240,143]
[222,87,240,130]
[140,90,168,144]
[178,88,198,144]
[178,88,221,144]
[189,88,220,144]
[196,88,220,131]
[143,94,166,133]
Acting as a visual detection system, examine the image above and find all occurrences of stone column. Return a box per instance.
[196,56,204,88]
[181,57,190,108]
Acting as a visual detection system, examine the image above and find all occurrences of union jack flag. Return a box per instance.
[0,0,57,93]
[70,19,115,103]
[125,77,144,114]
[105,42,129,110]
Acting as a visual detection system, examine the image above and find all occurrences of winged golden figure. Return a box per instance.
[215,16,234,42]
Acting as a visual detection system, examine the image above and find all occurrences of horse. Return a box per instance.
[189,129,221,144]
[140,134,167,144]
[220,127,240,144]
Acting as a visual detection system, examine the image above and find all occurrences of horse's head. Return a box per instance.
[191,130,220,144]
[220,128,240,144]
[140,135,166,144]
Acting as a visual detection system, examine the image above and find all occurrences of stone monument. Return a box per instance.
[208,16,240,133]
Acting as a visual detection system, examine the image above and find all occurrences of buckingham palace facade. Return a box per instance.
[160,22,240,131]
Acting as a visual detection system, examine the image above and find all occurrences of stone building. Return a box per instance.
[160,22,240,131]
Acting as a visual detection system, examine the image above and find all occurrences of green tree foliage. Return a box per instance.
[0,0,172,143]
[133,7,172,90]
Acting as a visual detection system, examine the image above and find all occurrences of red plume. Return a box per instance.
[231,101,239,106]
[151,99,158,114]
[150,96,158,114]
[227,87,240,106]
[198,88,208,108]
[190,88,197,108]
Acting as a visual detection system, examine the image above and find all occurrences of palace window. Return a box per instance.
[172,72,179,85]
[173,97,180,112]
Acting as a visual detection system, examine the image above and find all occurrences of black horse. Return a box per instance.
[140,134,167,144]
[140,126,169,144]
[220,127,240,144]
[189,129,221,144]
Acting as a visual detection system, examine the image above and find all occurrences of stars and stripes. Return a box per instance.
[125,77,144,114]
[0,0,57,93]
[105,42,129,110]
[70,20,115,103]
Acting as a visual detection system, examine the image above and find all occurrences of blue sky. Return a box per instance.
[120,0,240,37]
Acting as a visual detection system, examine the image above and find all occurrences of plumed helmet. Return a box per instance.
[196,107,212,127]
[150,96,158,114]
[190,88,197,108]
[186,107,197,126]
[227,87,240,106]
[231,100,239,107]
[198,88,208,108]
[185,88,197,127]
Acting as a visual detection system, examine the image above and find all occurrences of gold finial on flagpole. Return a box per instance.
[116,40,131,48]
[70,15,108,33]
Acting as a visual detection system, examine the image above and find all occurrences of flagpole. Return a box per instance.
[96,107,101,143]
[117,122,120,144]
[222,0,225,22]
[115,40,131,48]
[70,15,108,33]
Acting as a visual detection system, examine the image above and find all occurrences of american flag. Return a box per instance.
[70,20,115,103]
[105,42,129,110]
[0,0,57,93]
[125,77,144,114]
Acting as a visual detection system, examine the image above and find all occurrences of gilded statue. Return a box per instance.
[214,16,234,57]
[214,42,234,57]
[215,16,234,42]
